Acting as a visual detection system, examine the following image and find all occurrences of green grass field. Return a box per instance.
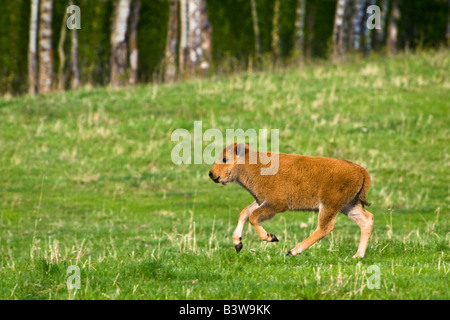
[0,49,448,300]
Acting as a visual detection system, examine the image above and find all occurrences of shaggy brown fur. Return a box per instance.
[209,143,374,258]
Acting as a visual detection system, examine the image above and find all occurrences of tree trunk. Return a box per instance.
[179,0,189,76]
[332,0,348,61]
[187,0,203,73]
[294,0,307,57]
[57,9,68,91]
[375,0,389,48]
[28,0,40,95]
[129,0,141,85]
[342,0,352,54]
[38,0,54,94]
[165,0,179,82]
[71,27,80,89]
[200,0,212,74]
[69,0,80,89]
[350,0,365,51]
[446,0,450,47]
[111,0,131,87]
[305,1,315,59]
[387,0,400,55]
[250,0,261,62]
[178,0,210,77]
[271,0,281,64]
[363,0,376,55]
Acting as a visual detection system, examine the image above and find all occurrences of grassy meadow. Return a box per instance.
[0,49,448,300]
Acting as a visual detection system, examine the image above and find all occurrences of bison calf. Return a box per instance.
[209,143,373,258]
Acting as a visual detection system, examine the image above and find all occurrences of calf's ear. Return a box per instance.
[235,143,249,157]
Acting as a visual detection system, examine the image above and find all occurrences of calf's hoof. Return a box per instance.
[235,242,243,253]
[268,233,279,242]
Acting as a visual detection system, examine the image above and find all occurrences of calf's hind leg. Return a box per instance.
[342,203,374,258]
[287,205,338,256]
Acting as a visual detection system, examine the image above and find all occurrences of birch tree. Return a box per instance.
[129,0,141,85]
[363,0,376,55]
[200,0,212,74]
[66,0,80,89]
[293,0,307,57]
[165,0,179,82]
[250,0,262,62]
[179,0,211,76]
[38,0,54,93]
[350,0,365,51]
[332,0,348,61]
[305,1,315,58]
[375,0,389,48]
[71,21,80,89]
[57,9,68,91]
[179,0,189,75]
[111,0,131,87]
[271,0,281,63]
[28,0,40,95]
[187,0,203,73]
[446,0,450,47]
[387,0,400,55]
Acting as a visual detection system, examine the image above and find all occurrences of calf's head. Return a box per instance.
[208,143,249,185]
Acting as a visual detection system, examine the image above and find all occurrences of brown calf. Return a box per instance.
[209,143,373,258]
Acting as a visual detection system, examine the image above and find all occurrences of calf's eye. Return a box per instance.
[222,157,228,163]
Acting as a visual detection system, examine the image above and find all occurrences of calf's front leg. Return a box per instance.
[248,203,284,243]
[232,202,259,252]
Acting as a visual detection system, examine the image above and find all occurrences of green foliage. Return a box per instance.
[0,1,30,95]
[75,0,114,86]
[138,0,170,83]
[207,0,255,61]
[398,0,448,49]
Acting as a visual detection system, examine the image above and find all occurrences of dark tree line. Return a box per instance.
[0,0,448,96]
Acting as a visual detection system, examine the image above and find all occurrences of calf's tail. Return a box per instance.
[358,170,371,207]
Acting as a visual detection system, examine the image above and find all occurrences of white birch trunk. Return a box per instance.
[179,0,189,75]
[350,0,365,51]
[58,10,68,91]
[187,0,202,72]
[363,0,375,54]
[333,0,348,61]
[71,27,80,89]
[165,0,179,82]
[29,0,40,95]
[69,0,80,89]
[446,0,450,47]
[376,0,389,46]
[129,0,141,85]
[111,0,131,87]
[387,0,400,55]
[38,0,53,93]
[294,0,307,56]
[178,0,210,76]
[250,0,261,61]
[271,0,281,62]
[200,0,212,74]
